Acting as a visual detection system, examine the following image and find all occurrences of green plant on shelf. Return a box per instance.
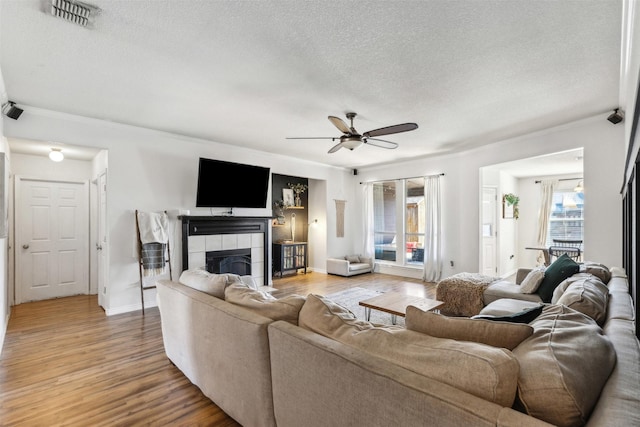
[503,193,520,219]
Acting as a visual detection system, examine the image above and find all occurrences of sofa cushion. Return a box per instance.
[519,267,545,294]
[179,269,239,299]
[483,281,543,305]
[536,253,580,303]
[513,304,616,427]
[405,306,533,350]
[552,275,609,325]
[345,255,361,263]
[224,283,306,325]
[348,262,371,272]
[299,294,520,407]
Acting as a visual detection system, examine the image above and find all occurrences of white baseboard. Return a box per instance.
[375,263,424,280]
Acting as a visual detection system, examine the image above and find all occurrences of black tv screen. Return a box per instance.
[196,158,270,208]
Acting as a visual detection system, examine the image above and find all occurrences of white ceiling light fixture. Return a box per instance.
[50,0,100,28]
[49,148,64,162]
[574,180,584,192]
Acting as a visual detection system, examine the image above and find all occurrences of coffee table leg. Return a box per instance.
[365,307,371,321]
[391,314,397,325]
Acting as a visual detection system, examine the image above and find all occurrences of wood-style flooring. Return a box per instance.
[0,272,436,426]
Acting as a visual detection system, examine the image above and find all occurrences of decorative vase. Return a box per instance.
[295,195,301,207]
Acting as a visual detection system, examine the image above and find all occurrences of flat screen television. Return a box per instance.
[196,158,270,208]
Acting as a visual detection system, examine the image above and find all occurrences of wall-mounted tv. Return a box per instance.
[196,158,270,208]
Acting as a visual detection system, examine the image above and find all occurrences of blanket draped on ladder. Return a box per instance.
[137,211,169,276]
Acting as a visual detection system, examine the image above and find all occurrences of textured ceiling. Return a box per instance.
[0,0,622,169]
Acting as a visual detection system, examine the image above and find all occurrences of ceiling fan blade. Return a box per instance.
[286,137,337,140]
[328,142,344,153]
[328,116,351,134]
[363,138,399,150]
[363,123,418,138]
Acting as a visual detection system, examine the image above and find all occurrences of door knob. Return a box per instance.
[22,244,29,249]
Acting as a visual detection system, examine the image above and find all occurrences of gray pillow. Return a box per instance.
[179,269,231,299]
[513,304,616,427]
[519,267,545,294]
[345,255,361,263]
[555,276,609,325]
[224,283,306,325]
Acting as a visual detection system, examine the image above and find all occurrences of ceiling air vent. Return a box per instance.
[50,0,99,28]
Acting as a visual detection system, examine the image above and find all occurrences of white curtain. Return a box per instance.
[536,179,558,264]
[423,175,442,282]
[362,183,375,259]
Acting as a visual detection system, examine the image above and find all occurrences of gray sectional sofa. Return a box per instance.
[156,266,640,427]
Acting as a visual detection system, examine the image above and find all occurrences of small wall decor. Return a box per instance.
[282,188,294,207]
[503,193,520,219]
[288,183,308,207]
[335,199,346,237]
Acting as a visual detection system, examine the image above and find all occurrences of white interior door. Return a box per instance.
[482,186,498,276]
[16,177,89,303]
[97,171,107,308]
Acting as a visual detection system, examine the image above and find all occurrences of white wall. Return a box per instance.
[0,68,9,353]
[3,107,352,314]
[356,115,624,276]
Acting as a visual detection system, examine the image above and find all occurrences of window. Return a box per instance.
[406,178,425,264]
[373,178,425,265]
[546,189,584,247]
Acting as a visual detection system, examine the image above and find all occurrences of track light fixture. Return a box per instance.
[2,101,23,120]
[607,108,624,124]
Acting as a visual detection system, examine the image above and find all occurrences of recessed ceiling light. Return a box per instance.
[49,148,64,162]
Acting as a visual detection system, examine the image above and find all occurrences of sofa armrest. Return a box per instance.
[515,268,532,285]
[359,256,373,267]
[327,258,350,276]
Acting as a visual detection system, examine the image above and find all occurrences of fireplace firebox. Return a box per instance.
[206,248,252,276]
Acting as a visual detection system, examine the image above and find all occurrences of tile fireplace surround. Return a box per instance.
[180,216,270,287]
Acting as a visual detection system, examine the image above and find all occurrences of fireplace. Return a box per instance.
[180,216,270,286]
[206,248,252,276]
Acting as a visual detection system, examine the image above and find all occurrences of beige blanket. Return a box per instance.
[436,273,501,316]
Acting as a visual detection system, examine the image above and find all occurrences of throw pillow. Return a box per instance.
[298,294,519,407]
[345,255,361,263]
[224,283,306,325]
[179,269,231,299]
[536,253,580,303]
[555,276,609,325]
[519,267,545,294]
[580,262,612,284]
[405,306,533,350]
[513,304,616,427]
[473,305,543,324]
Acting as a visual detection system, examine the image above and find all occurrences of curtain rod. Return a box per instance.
[359,172,445,185]
[534,177,582,184]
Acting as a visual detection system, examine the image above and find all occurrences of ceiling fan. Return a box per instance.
[287,112,418,153]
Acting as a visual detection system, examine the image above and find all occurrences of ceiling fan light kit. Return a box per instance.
[288,112,418,154]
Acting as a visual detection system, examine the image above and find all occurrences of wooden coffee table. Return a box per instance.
[359,292,444,325]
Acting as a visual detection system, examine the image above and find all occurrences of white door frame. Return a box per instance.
[96,170,108,309]
[480,185,499,276]
[14,176,90,304]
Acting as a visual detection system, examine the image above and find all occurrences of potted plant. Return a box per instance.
[288,183,308,207]
[503,193,520,219]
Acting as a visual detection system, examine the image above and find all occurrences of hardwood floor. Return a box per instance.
[0,272,436,426]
